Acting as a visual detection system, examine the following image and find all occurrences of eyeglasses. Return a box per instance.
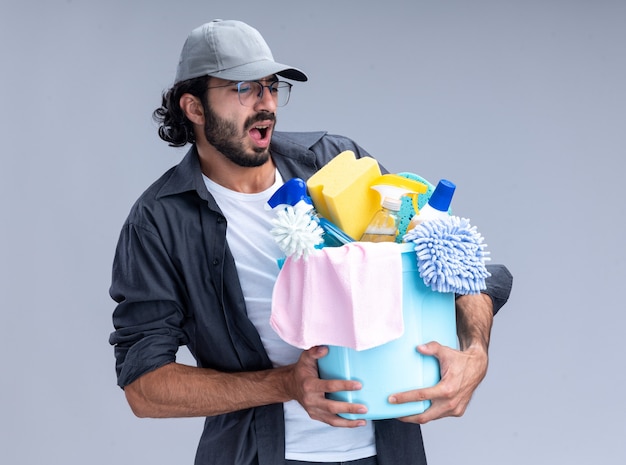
[207,80,293,107]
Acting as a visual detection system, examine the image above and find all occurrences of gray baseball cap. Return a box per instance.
[174,19,308,83]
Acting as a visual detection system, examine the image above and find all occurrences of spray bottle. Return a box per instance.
[404,179,456,235]
[359,174,427,243]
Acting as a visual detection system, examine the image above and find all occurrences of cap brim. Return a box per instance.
[208,59,308,82]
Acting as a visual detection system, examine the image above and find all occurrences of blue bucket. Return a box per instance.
[317,242,458,420]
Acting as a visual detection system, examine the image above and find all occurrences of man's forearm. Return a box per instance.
[124,362,293,418]
[455,293,494,352]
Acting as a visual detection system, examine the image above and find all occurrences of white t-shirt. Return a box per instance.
[203,172,376,462]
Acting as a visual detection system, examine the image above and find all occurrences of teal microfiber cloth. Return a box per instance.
[403,216,491,294]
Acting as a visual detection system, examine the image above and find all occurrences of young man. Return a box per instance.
[109,19,512,465]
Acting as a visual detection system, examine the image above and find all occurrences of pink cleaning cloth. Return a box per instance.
[270,242,404,351]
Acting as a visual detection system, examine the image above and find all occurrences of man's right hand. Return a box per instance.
[286,345,369,428]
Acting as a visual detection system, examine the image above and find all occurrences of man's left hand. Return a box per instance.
[388,292,493,424]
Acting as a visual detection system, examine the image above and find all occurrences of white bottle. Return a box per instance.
[360,197,402,243]
[405,179,456,233]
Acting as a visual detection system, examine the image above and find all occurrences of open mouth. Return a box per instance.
[249,123,271,144]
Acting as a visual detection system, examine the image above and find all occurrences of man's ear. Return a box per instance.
[179,93,204,125]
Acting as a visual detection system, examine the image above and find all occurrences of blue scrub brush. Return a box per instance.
[403,216,491,294]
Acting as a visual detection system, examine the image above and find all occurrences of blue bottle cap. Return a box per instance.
[428,179,456,212]
[267,178,313,209]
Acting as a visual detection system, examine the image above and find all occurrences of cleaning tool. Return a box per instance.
[317,242,457,419]
[267,178,354,260]
[404,216,491,294]
[267,178,324,260]
[360,174,427,243]
[317,217,355,247]
[360,196,402,243]
[270,241,404,351]
[306,150,382,240]
[405,179,455,234]
[395,172,436,236]
[401,178,491,294]
[270,172,490,420]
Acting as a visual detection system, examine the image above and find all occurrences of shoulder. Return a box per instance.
[272,130,374,162]
[271,131,378,181]
[122,147,209,230]
[122,164,200,234]
[272,130,365,151]
[271,130,328,149]
[119,169,173,230]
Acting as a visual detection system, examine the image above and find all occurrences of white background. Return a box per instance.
[1,1,624,464]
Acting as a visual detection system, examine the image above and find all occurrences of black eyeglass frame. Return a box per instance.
[206,80,293,107]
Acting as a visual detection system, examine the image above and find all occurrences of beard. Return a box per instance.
[203,103,276,168]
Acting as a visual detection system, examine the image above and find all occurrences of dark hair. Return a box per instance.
[152,75,210,147]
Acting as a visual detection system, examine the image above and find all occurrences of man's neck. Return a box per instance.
[196,144,276,194]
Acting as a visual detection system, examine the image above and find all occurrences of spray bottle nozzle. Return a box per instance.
[369,174,428,213]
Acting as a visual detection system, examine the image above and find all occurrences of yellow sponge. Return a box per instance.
[307,150,382,240]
